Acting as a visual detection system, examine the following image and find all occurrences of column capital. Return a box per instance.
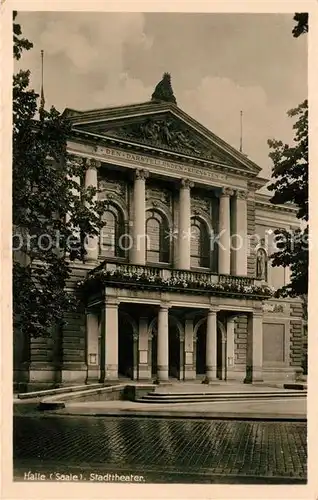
[252,309,263,319]
[227,314,238,323]
[236,189,248,200]
[86,158,101,169]
[220,187,234,197]
[159,302,170,311]
[67,154,85,167]
[208,306,218,315]
[135,168,149,181]
[180,178,194,189]
[104,296,120,307]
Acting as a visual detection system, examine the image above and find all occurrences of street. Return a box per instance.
[13,414,307,483]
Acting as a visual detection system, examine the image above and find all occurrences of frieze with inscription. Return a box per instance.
[93,146,229,183]
[106,117,221,161]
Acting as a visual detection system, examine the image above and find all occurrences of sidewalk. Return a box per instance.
[54,395,306,420]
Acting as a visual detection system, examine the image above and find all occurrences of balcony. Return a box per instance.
[81,261,273,300]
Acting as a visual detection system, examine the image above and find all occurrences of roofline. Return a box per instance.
[63,100,262,175]
[62,100,157,117]
[255,192,299,214]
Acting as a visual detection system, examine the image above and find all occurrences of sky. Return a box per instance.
[15,12,307,185]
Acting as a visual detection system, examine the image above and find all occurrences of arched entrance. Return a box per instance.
[217,321,227,380]
[169,322,180,379]
[195,322,206,375]
[118,313,135,379]
[194,317,227,380]
[151,328,157,377]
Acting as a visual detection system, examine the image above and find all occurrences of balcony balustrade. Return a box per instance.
[83,260,270,299]
[89,261,261,288]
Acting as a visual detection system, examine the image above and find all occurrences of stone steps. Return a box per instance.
[137,390,307,404]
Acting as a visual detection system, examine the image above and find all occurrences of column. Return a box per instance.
[244,311,263,383]
[138,317,151,380]
[206,308,218,382]
[233,190,248,276]
[131,168,149,265]
[84,159,100,262]
[226,316,236,375]
[86,309,100,383]
[157,304,169,381]
[101,297,119,381]
[218,187,233,275]
[177,178,193,270]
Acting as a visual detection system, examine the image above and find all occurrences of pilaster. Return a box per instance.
[157,303,170,381]
[206,307,218,382]
[101,297,119,381]
[244,309,263,383]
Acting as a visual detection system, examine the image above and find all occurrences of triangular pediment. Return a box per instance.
[65,102,261,175]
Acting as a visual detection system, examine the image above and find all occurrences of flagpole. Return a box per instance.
[239,110,243,153]
[39,49,45,120]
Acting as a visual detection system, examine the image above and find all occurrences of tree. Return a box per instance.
[267,16,308,298]
[292,13,308,38]
[13,12,108,338]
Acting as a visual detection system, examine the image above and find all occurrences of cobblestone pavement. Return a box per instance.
[13,415,307,483]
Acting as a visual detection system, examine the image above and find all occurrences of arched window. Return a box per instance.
[146,211,170,264]
[190,217,210,268]
[100,205,126,258]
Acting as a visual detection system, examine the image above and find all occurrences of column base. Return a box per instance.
[184,368,196,381]
[243,366,263,384]
[206,367,217,383]
[61,363,87,385]
[156,368,169,382]
[86,366,100,383]
[138,365,152,381]
[104,365,118,380]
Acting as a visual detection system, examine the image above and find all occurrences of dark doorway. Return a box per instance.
[217,324,223,380]
[196,324,206,375]
[151,330,157,377]
[118,315,134,379]
[169,324,180,379]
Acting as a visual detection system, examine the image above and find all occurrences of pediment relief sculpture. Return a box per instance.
[105,117,221,161]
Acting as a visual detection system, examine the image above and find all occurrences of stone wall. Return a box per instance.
[289,301,304,372]
[234,315,248,365]
[60,264,91,384]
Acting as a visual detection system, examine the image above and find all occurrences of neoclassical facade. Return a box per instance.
[13,89,305,390]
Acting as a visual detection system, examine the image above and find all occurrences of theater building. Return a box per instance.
[13,76,305,390]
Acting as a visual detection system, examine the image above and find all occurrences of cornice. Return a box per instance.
[255,200,298,215]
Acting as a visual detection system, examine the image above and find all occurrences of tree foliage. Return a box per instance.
[292,13,308,38]
[267,64,308,297]
[13,13,107,338]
